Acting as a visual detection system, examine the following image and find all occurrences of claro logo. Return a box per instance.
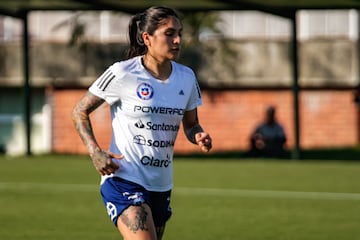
[140,155,172,168]
[134,105,184,115]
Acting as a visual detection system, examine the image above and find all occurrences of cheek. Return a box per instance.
[162,36,172,45]
[152,38,167,48]
[157,39,171,50]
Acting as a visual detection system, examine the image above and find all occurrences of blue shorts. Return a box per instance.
[100,177,172,227]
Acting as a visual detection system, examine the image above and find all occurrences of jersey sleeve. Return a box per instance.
[89,62,123,105]
[186,73,203,111]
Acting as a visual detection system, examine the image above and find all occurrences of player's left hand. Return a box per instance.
[195,132,212,152]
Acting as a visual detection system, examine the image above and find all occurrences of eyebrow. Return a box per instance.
[165,27,183,32]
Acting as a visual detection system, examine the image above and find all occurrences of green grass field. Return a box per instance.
[0,154,359,240]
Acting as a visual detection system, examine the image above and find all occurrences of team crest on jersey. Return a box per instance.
[137,82,154,100]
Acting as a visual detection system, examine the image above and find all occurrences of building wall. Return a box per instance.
[0,38,358,155]
[1,10,359,155]
[0,87,51,155]
[51,88,358,155]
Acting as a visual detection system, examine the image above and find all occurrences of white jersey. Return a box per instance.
[89,56,202,191]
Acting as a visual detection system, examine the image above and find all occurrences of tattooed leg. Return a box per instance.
[117,204,157,240]
[121,205,149,233]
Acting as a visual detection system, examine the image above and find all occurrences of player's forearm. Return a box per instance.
[72,92,105,155]
[184,123,204,144]
[72,106,101,155]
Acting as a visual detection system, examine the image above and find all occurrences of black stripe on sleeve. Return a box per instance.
[195,81,201,99]
[97,69,112,88]
[101,74,115,91]
[98,71,115,91]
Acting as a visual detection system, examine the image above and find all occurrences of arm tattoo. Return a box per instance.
[72,92,104,154]
[184,123,204,144]
[120,205,149,233]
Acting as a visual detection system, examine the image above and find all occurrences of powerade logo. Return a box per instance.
[134,105,184,115]
[133,135,175,148]
[140,155,172,168]
[137,82,154,100]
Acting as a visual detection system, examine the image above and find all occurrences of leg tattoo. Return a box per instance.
[120,205,149,233]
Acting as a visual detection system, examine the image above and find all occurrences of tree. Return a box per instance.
[180,11,237,87]
[54,10,237,87]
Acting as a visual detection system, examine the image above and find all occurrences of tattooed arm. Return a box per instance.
[183,108,212,152]
[72,91,122,175]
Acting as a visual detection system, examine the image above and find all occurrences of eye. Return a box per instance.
[165,29,182,38]
[165,30,175,37]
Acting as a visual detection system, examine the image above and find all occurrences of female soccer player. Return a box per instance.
[72,6,212,240]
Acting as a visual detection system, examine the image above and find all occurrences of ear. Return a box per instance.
[142,32,151,46]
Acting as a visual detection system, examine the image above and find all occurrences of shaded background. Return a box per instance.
[0,1,360,159]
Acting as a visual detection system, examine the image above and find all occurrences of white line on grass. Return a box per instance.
[0,182,99,192]
[174,187,360,201]
[1,182,360,201]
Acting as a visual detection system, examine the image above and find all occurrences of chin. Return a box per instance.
[169,53,180,60]
[169,50,180,58]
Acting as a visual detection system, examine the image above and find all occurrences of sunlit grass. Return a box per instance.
[0,154,359,240]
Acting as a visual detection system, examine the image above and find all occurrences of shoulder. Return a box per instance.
[255,124,265,131]
[109,56,141,76]
[275,122,285,131]
[172,61,196,79]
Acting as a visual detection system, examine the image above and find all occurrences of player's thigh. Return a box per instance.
[117,203,157,240]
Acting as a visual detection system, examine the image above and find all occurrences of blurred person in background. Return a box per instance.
[71,6,212,240]
[245,105,287,158]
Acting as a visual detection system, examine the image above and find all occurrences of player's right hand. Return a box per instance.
[90,150,124,175]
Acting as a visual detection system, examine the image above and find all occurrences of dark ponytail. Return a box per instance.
[127,13,147,59]
[126,6,180,59]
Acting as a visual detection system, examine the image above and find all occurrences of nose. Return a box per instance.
[173,34,181,44]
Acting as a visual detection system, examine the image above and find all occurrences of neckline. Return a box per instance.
[139,56,173,82]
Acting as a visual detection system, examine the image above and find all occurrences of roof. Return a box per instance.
[2,0,360,19]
